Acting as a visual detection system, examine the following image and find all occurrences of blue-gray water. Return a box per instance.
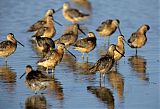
[0,0,159,109]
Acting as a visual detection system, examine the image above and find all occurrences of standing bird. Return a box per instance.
[89,44,124,81]
[62,2,89,23]
[27,9,55,32]
[0,33,24,62]
[128,24,150,55]
[96,19,121,45]
[32,15,56,38]
[55,24,85,48]
[37,43,65,73]
[73,32,96,61]
[19,65,53,94]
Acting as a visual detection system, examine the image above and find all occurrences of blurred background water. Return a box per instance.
[0,0,159,109]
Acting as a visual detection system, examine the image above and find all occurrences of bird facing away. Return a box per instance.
[55,24,84,48]
[62,2,89,23]
[32,15,56,38]
[20,65,53,94]
[73,32,96,60]
[128,24,150,55]
[37,43,65,73]
[96,19,120,44]
[113,35,125,61]
[35,36,55,57]
[0,33,24,62]
[27,9,55,32]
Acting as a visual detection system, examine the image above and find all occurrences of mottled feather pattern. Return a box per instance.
[28,20,46,32]
[0,41,13,51]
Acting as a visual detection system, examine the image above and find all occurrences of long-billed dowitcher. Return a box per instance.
[20,65,53,94]
[62,2,89,23]
[128,24,150,55]
[35,36,55,57]
[55,24,85,48]
[89,44,125,80]
[73,32,96,61]
[32,15,56,38]
[27,9,55,32]
[37,43,65,73]
[96,19,121,45]
[0,33,24,62]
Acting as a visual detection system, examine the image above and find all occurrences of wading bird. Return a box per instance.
[89,44,125,82]
[73,32,96,61]
[62,2,89,23]
[128,24,150,55]
[96,19,121,45]
[0,33,24,62]
[20,65,54,94]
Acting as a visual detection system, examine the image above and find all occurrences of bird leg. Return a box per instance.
[86,53,89,62]
[99,73,102,87]
[82,53,84,61]
[51,68,55,78]
[108,36,110,46]
[135,48,138,56]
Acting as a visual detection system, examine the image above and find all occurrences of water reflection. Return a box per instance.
[106,70,124,101]
[25,95,47,109]
[87,86,114,109]
[128,55,149,81]
[75,61,94,74]
[0,64,16,93]
[47,76,64,101]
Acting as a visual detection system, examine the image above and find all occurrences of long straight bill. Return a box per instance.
[65,48,76,60]
[19,72,26,79]
[53,19,63,26]
[122,37,132,48]
[78,27,86,36]
[118,25,122,35]
[17,40,25,47]
[55,7,63,13]
[115,48,125,57]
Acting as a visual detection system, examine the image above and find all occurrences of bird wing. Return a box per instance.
[38,49,57,62]
[96,20,112,32]
[0,41,12,51]
[93,56,114,72]
[55,32,74,44]
[66,9,89,18]
[27,20,46,32]
[74,37,94,48]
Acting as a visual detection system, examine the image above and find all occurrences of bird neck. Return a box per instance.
[117,39,124,49]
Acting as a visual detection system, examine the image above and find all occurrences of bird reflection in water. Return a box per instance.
[128,55,149,81]
[25,95,47,109]
[0,64,16,93]
[87,86,114,109]
[107,70,124,101]
[47,76,64,101]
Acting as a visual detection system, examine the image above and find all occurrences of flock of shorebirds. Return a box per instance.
[0,1,150,93]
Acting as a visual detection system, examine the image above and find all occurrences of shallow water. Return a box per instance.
[0,0,159,109]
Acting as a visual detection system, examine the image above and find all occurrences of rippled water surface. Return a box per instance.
[0,0,159,109]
